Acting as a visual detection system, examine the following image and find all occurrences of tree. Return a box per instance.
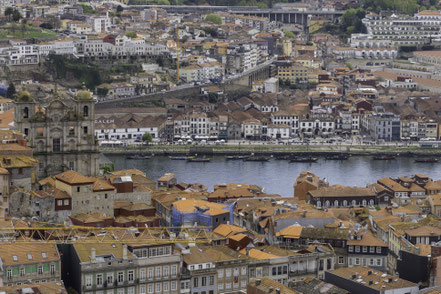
[208,92,218,103]
[4,7,13,21]
[205,14,222,25]
[40,22,53,29]
[341,8,366,35]
[12,9,22,22]
[125,31,137,38]
[116,5,124,13]
[6,82,15,98]
[283,29,296,39]
[97,87,109,96]
[142,132,153,145]
[100,164,114,174]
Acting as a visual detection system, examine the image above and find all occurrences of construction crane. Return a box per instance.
[0,224,213,244]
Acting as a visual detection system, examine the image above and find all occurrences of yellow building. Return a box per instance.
[277,62,309,83]
[282,39,293,56]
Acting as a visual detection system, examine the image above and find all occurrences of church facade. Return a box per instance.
[14,89,99,179]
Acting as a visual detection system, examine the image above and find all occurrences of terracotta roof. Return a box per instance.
[405,225,441,237]
[173,199,229,216]
[249,277,300,294]
[55,170,94,185]
[309,185,376,198]
[327,266,417,291]
[347,231,387,247]
[0,282,66,294]
[0,243,59,265]
[73,243,135,263]
[276,225,302,239]
[213,224,247,237]
[239,248,279,260]
[92,177,115,192]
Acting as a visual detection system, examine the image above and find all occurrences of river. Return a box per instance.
[107,155,441,196]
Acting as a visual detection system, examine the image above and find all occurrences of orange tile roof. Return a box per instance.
[55,170,94,185]
[276,225,302,239]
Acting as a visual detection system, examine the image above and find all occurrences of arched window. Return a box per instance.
[23,107,29,119]
[352,200,357,207]
[325,200,330,208]
[362,200,367,206]
[334,200,339,207]
[316,201,321,208]
[369,199,375,206]
[343,200,348,207]
[83,105,89,117]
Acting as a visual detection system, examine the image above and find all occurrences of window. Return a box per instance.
[128,288,135,294]
[156,266,161,278]
[83,106,89,117]
[23,107,29,119]
[140,285,146,294]
[376,246,382,253]
[338,256,344,264]
[241,266,247,275]
[53,138,61,152]
[370,258,374,266]
[50,264,55,274]
[209,275,214,286]
[370,246,375,253]
[362,246,367,253]
[355,246,360,253]
[77,187,80,193]
[171,281,177,291]
[226,283,231,290]
[128,270,134,282]
[156,283,161,292]
[163,266,169,277]
[202,276,207,287]
[218,269,224,278]
[140,269,146,281]
[377,259,382,266]
[171,265,177,276]
[194,277,199,288]
[117,290,124,294]
[148,283,153,294]
[63,199,69,206]
[85,275,92,287]
[163,281,169,292]
[57,200,63,206]
[107,273,113,284]
[20,268,25,277]
[226,268,231,277]
[218,283,224,290]
[38,265,43,275]
[69,127,75,136]
[97,274,103,286]
[348,246,353,252]
[355,258,360,265]
[18,168,23,174]
[84,126,88,134]
[148,268,153,279]
[117,271,124,283]
[7,269,12,279]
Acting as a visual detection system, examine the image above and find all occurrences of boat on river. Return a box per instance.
[169,156,189,160]
[290,156,318,163]
[244,156,270,162]
[415,158,438,163]
[226,155,249,160]
[126,155,151,159]
[373,155,396,160]
[325,154,349,160]
[187,156,211,162]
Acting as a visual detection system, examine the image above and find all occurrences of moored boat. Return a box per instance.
[373,156,396,160]
[290,156,318,163]
[187,156,211,162]
[415,158,438,163]
[226,155,249,160]
[169,156,189,160]
[244,156,270,162]
[325,154,349,160]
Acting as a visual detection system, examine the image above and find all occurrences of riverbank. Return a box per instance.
[100,143,441,156]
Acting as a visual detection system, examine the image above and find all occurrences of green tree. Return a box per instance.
[142,132,153,145]
[12,9,21,22]
[205,13,222,25]
[283,29,296,39]
[256,2,268,8]
[97,87,109,96]
[125,31,137,38]
[6,82,15,98]
[341,8,366,35]
[208,92,218,103]
[4,7,13,21]
[100,164,114,174]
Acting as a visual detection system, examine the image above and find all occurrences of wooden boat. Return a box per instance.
[325,154,349,160]
[275,155,291,160]
[226,155,249,160]
[244,156,270,162]
[415,158,438,163]
[373,156,395,160]
[127,155,151,159]
[187,157,211,162]
[169,156,189,160]
[289,156,318,163]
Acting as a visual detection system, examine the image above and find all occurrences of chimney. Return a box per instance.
[256,279,261,286]
[91,248,96,263]
[123,244,128,260]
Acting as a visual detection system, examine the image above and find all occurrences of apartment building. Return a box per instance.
[59,244,138,294]
[0,244,61,286]
[131,243,181,294]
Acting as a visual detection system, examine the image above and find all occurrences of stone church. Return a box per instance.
[14,88,99,179]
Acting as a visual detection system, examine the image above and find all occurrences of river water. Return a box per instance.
[107,155,441,196]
